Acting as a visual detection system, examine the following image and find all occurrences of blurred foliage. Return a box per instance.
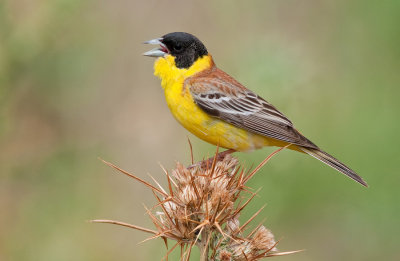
[1,0,399,260]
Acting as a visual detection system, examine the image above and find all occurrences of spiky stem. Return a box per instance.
[199,227,210,261]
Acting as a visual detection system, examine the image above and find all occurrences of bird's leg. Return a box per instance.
[188,149,236,169]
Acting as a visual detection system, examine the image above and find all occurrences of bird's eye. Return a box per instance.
[174,44,183,51]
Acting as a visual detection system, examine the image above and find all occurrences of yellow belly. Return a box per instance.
[165,80,271,151]
[154,54,288,152]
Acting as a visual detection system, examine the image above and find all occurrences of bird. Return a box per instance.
[143,32,367,187]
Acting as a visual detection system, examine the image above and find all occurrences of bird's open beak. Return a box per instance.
[143,38,169,57]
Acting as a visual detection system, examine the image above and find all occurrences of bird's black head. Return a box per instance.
[143,32,208,69]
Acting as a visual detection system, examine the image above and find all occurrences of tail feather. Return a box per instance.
[300,147,368,187]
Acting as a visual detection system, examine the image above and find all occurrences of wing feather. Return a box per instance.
[187,70,318,149]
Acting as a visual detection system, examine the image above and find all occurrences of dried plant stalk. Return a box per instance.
[92,147,300,260]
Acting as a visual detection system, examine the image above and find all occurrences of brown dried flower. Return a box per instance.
[92,147,300,260]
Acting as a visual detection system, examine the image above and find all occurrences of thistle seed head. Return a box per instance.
[93,147,299,260]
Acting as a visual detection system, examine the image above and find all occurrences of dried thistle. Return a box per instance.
[92,147,300,260]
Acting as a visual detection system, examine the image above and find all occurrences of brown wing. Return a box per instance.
[186,68,318,149]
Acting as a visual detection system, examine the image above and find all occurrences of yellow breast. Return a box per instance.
[153,55,272,151]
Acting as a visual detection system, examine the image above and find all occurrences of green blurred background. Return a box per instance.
[1,0,399,260]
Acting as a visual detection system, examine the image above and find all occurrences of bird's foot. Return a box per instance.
[187,149,236,170]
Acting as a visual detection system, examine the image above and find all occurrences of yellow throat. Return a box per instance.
[153,54,213,88]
